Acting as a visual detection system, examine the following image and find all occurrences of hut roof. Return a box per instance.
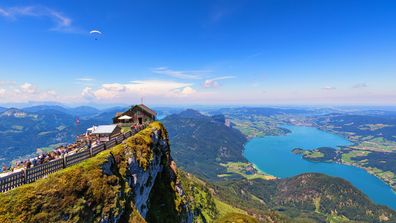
[92,124,118,134]
[135,104,157,116]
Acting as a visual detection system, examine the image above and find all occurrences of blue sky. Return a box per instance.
[0,0,395,106]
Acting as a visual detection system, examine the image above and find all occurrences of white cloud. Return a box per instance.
[87,80,195,102]
[0,6,75,32]
[322,86,336,90]
[152,67,206,80]
[81,87,95,100]
[37,90,58,101]
[19,82,38,94]
[352,83,368,89]
[203,76,235,88]
[174,86,197,96]
[181,87,196,95]
[0,82,58,103]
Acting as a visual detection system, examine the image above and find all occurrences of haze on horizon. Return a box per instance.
[0,0,395,106]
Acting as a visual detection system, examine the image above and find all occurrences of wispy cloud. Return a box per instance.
[76,78,95,82]
[84,80,197,102]
[208,3,238,25]
[152,67,208,80]
[75,77,96,86]
[322,86,336,90]
[0,82,58,102]
[211,10,228,23]
[0,6,78,32]
[203,76,235,88]
[352,83,368,89]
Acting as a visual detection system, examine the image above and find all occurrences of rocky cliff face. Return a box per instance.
[101,123,193,223]
[0,122,193,223]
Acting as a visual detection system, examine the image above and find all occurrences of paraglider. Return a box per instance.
[89,30,102,40]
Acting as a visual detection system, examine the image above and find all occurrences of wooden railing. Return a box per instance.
[0,171,25,192]
[91,144,106,156]
[65,149,92,167]
[25,158,64,183]
[0,125,147,193]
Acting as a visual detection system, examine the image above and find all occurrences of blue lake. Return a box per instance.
[244,125,396,210]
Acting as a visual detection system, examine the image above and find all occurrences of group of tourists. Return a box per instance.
[0,135,99,177]
[0,123,149,178]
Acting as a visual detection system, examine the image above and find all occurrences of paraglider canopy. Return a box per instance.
[89,30,102,40]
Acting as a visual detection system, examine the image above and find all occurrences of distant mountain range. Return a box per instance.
[22,105,101,118]
[0,105,125,165]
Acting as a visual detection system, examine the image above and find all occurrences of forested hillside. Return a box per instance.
[162,109,248,180]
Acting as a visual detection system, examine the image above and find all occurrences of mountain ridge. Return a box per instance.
[162,109,248,180]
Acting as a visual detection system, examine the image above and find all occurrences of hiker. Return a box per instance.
[25,160,32,169]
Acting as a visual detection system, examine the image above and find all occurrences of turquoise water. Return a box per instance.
[244,125,396,210]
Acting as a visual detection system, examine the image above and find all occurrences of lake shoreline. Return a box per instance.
[243,124,396,210]
[298,151,396,194]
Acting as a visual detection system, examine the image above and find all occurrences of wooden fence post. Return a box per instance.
[23,169,28,184]
[63,155,67,168]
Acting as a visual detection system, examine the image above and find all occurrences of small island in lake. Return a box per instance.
[292,147,339,162]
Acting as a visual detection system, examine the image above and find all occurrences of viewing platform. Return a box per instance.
[0,124,149,193]
[0,104,157,193]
